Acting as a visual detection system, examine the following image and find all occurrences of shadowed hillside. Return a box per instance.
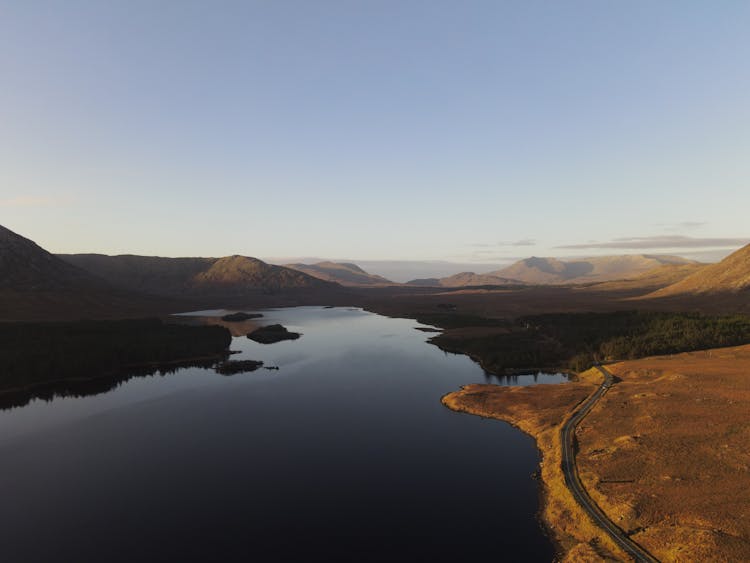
[192,255,334,293]
[0,224,105,291]
[284,261,394,286]
[60,253,339,297]
[0,224,198,321]
[57,253,215,294]
[0,225,349,320]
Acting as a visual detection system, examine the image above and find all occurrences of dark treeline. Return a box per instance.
[415,312,507,329]
[0,358,220,411]
[0,318,232,392]
[430,311,750,373]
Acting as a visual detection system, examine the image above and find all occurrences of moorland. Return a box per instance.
[3,221,750,561]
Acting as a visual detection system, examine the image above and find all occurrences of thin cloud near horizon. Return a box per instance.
[556,235,749,250]
[656,221,707,230]
[468,239,538,248]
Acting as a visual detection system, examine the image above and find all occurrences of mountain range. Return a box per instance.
[4,222,750,320]
[406,254,701,287]
[59,253,335,297]
[0,224,342,320]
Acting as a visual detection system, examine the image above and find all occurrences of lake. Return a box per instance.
[0,307,563,562]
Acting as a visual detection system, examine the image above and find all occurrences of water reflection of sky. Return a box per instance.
[0,306,556,562]
[0,307,566,444]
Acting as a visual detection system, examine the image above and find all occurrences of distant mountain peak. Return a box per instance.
[490,254,700,285]
[284,261,393,286]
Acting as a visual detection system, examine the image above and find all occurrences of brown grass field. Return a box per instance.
[443,346,750,562]
[362,283,750,322]
[583,348,750,561]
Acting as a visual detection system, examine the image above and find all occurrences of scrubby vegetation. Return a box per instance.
[0,318,232,391]
[414,312,507,329]
[431,311,750,373]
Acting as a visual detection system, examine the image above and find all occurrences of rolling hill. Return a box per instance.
[192,255,335,293]
[59,253,337,297]
[404,255,699,288]
[0,224,346,320]
[0,224,105,291]
[490,255,698,285]
[650,244,750,297]
[0,224,189,320]
[406,272,522,287]
[586,263,707,293]
[284,261,393,286]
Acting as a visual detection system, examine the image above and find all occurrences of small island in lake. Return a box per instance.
[248,324,301,344]
[221,312,264,322]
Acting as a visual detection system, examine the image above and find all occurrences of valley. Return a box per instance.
[2,222,750,561]
[5,6,748,561]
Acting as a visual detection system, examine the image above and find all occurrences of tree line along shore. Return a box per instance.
[420,310,750,374]
[0,318,232,394]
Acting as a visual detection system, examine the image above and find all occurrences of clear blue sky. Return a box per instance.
[1,1,748,265]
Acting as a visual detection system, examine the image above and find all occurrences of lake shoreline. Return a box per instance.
[0,305,557,561]
[0,318,232,403]
[0,352,233,410]
[441,375,628,562]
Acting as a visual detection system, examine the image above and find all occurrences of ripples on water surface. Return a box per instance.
[0,307,562,562]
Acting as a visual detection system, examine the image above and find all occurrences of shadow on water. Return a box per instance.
[0,359,220,411]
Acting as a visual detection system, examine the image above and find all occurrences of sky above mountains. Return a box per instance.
[1,1,748,262]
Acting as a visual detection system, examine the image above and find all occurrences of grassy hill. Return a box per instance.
[650,244,750,297]
[405,271,522,287]
[60,253,338,297]
[284,261,393,286]
[0,224,346,320]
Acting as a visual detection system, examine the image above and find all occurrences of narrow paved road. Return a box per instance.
[560,365,660,563]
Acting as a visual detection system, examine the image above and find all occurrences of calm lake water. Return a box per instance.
[0,307,563,562]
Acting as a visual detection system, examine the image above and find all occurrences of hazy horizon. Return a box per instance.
[263,248,737,282]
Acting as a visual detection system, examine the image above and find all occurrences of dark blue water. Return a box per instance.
[0,307,560,562]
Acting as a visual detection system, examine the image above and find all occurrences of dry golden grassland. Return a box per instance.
[443,347,750,561]
[442,369,629,561]
[580,347,750,561]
